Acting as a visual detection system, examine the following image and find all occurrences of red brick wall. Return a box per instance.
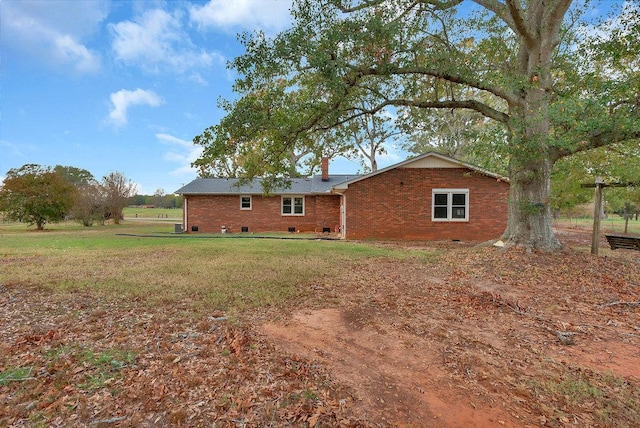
[343,168,509,241]
[185,194,340,233]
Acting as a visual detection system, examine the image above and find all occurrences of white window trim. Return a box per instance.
[281,195,305,216]
[432,189,469,222]
[240,195,252,210]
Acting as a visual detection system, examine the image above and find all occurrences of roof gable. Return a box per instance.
[400,155,461,169]
[332,152,507,190]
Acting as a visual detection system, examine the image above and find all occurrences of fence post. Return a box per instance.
[591,177,604,255]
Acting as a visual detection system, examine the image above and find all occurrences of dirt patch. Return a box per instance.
[259,230,640,427]
[262,308,514,427]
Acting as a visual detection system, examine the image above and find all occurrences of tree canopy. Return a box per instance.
[193,0,639,250]
[101,172,137,225]
[0,164,77,230]
[0,165,147,228]
[50,165,104,226]
[53,165,97,188]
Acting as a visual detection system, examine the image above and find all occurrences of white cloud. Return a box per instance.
[189,0,292,33]
[54,34,101,73]
[109,8,224,73]
[107,89,164,127]
[0,0,106,73]
[156,133,203,177]
[127,180,146,197]
[187,72,208,86]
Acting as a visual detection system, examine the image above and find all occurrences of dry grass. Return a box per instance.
[0,221,413,314]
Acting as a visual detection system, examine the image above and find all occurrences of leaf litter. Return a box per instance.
[1,227,639,427]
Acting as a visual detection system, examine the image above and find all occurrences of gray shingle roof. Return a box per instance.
[175,174,360,195]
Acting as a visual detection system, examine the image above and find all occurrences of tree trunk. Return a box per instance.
[501,3,567,252]
[502,77,562,251]
[503,156,561,251]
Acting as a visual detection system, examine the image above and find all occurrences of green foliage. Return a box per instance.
[128,193,183,209]
[193,0,640,249]
[192,79,357,182]
[550,156,593,214]
[551,141,640,214]
[50,166,106,227]
[0,164,77,230]
[53,165,96,187]
[0,165,155,229]
[344,99,399,172]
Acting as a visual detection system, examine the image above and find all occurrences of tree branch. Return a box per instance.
[334,0,386,13]
[551,128,640,161]
[472,0,517,34]
[419,0,465,10]
[336,0,464,13]
[385,98,510,123]
[544,0,573,36]
[332,97,508,128]
[350,64,519,106]
[542,0,573,54]
[505,0,536,46]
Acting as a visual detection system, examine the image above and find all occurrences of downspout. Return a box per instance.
[341,194,347,239]
[183,197,188,232]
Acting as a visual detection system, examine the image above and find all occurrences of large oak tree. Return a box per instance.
[195,0,639,250]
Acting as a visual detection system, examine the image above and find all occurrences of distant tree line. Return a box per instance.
[128,189,183,209]
[0,165,137,229]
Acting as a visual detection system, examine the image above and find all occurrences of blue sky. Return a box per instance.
[1,1,623,195]
[1,0,379,195]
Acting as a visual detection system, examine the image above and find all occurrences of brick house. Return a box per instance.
[175,152,510,241]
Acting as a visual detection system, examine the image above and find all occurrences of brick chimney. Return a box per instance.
[321,157,329,181]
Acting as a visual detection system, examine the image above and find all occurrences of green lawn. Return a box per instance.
[0,221,426,315]
[123,206,182,220]
[2,215,635,314]
[555,216,640,235]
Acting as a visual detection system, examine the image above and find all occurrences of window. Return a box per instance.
[432,189,469,221]
[240,195,252,210]
[282,196,304,216]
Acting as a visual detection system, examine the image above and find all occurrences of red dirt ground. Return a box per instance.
[260,227,640,427]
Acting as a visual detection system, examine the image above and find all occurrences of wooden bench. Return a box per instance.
[605,234,640,251]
